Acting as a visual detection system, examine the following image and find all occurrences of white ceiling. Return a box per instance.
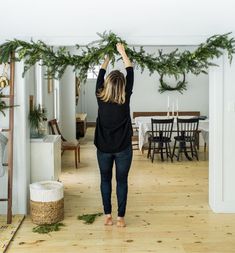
[1,0,235,44]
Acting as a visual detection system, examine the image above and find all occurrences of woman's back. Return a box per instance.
[94,67,134,153]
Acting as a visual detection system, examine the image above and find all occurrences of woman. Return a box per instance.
[94,43,134,227]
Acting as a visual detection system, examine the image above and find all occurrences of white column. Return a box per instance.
[14,60,31,214]
[209,54,235,212]
[60,66,76,141]
[35,60,43,106]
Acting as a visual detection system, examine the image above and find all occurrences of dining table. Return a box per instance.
[134,116,209,152]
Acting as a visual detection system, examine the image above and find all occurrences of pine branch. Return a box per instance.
[78,213,103,224]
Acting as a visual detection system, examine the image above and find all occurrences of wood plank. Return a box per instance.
[7,128,235,253]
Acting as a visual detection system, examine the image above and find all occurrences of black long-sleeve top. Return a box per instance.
[94,67,134,153]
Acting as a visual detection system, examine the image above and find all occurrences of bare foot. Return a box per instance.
[116,217,126,227]
[104,214,113,226]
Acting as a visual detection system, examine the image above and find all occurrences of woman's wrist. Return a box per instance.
[120,51,127,58]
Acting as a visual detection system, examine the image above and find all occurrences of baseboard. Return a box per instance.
[209,200,235,213]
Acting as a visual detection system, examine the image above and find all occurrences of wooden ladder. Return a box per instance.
[0,52,15,224]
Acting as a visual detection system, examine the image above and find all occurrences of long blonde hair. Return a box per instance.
[97,70,126,104]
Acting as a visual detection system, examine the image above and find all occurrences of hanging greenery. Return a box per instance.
[0,31,234,93]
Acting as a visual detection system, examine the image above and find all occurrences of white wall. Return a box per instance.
[1,0,235,45]
[76,46,209,122]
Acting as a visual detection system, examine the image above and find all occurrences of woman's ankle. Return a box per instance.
[117,216,124,220]
[117,216,126,227]
[104,214,113,225]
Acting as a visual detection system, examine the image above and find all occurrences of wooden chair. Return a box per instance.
[48,119,80,168]
[172,117,199,161]
[147,118,174,162]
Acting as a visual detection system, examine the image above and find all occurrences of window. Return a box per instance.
[87,66,99,79]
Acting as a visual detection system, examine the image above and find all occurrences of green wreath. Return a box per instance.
[158,73,187,94]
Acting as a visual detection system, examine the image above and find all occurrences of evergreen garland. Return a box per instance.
[0,31,234,93]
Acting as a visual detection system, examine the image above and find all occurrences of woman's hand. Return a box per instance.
[116,43,126,56]
[116,43,132,68]
[104,55,110,62]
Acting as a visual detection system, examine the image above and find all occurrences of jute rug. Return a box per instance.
[0,215,24,253]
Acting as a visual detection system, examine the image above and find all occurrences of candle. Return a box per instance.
[167,96,170,117]
[176,98,179,116]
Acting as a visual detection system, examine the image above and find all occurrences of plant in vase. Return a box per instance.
[28,105,47,138]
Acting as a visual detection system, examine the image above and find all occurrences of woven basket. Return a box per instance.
[30,181,64,225]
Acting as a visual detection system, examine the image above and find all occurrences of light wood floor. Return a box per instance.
[8,128,235,253]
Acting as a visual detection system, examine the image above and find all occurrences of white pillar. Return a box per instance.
[14,60,31,214]
[209,54,235,212]
[60,66,76,141]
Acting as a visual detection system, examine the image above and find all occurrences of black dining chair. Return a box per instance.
[147,118,174,162]
[172,117,199,161]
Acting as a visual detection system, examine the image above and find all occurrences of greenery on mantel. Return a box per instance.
[0,31,235,93]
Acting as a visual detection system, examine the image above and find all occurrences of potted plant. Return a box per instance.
[28,105,47,138]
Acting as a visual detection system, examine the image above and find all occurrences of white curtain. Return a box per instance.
[0,133,8,177]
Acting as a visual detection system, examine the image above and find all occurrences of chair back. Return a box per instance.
[151,118,174,140]
[48,119,66,141]
[176,117,199,140]
[133,111,200,119]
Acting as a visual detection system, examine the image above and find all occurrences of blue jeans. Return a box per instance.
[97,145,133,217]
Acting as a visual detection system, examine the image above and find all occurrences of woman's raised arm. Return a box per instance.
[101,55,110,70]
